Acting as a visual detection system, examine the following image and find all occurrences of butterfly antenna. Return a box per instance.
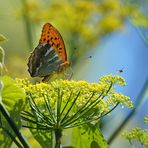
[68,67,73,80]
[70,47,77,65]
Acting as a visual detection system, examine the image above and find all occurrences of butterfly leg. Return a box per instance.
[42,74,53,82]
[64,67,73,80]
[58,62,69,72]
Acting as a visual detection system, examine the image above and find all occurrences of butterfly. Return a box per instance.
[27,23,69,81]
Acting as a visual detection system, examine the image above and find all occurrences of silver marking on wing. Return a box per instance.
[44,46,54,57]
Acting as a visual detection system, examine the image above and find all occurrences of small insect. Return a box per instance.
[88,55,92,59]
[27,23,69,81]
[117,69,124,73]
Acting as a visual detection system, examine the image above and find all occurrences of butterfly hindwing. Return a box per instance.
[28,43,63,77]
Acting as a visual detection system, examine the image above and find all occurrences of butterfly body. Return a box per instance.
[28,23,69,80]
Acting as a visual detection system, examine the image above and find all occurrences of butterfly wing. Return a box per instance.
[28,43,63,77]
[28,22,69,78]
[39,23,68,63]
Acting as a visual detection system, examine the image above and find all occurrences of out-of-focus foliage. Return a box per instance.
[0,34,7,43]
[144,116,148,124]
[0,34,6,76]
[0,76,26,147]
[123,0,148,27]
[17,0,148,64]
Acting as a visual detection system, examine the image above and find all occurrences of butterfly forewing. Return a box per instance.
[39,23,67,62]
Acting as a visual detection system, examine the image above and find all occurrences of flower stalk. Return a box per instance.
[54,129,62,148]
[0,102,30,148]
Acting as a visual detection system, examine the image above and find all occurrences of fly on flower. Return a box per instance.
[27,23,70,81]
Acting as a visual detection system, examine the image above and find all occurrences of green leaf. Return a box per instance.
[2,76,26,111]
[0,34,7,43]
[0,46,5,74]
[0,76,26,147]
[30,128,53,148]
[70,123,108,148]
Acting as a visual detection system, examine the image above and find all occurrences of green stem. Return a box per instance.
[0,102,30,148]
[1,125,23,148]
[21,0,34,50]
[54,129,62,148]
[107,76,148,144]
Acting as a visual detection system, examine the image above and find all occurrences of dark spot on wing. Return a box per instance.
[56,44,59,48]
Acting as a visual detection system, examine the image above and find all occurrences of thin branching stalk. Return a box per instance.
[61,92,95,126]
[60,92,80,124]
[21,114,51,128]
[65,103,119,129]
[100,103,119,118]
[42,94,56,124]
[62,82,112,127]
[22,125,51,130]
[29,97,53,126]
[62,94,102,127]
[60,91,73,116]
[56,89,63,126]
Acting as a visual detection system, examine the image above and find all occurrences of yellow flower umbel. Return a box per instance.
[122,116,148,147]
[144,116,148,124]
[16,75,133,147]
[16,74,132,129]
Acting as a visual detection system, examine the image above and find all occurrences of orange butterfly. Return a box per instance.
[28,23,69,81]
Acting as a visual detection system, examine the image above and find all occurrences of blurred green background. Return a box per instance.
[0,0,148,147]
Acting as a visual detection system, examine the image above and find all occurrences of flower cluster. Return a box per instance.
[16,75,133,129]
[122,127,148,147]
[16,75,132,110]
[144,116,148,124]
